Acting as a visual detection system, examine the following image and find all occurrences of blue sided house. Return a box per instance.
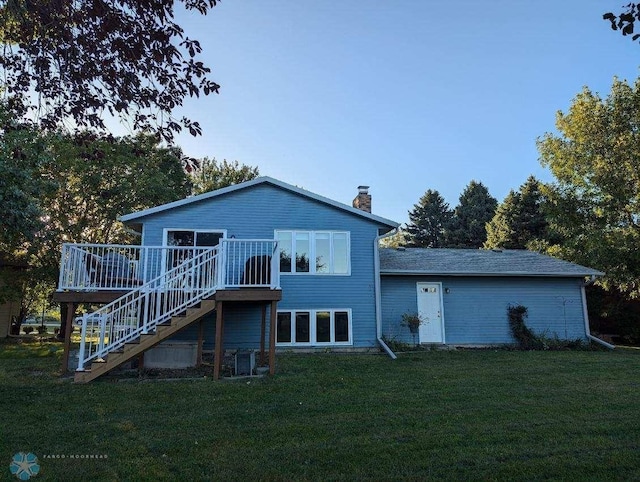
[53,177,605,383]
[379,248,603,346]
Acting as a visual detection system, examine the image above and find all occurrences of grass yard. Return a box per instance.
[1,341,640,481]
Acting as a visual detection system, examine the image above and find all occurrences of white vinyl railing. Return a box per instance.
[222,239,281,288]
[77,247,220,370]
[59,241,280,291]
[73,239,279,371]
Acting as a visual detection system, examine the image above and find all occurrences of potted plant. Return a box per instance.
[401,312,425,345]
[401,312,422,333]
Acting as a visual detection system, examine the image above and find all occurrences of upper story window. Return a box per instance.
[166,229,225,247]
[164,229,225,269]
[275,230,350,275]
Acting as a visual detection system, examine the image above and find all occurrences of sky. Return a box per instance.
[125,1,640,225]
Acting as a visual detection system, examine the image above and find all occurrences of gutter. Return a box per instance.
[374,229,398,359]
[381,270,604,278]
[581,281,615,350]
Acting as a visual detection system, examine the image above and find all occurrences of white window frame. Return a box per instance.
[163,228,227,248]
[161,228,227,274]
[275,230,351,276]
[275,309,353,346]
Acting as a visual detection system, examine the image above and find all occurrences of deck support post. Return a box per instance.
[259,304,266,366]
[269,300,278,375]
[196,319,204,367]
[61,302,76,373]
[213,302,224,380]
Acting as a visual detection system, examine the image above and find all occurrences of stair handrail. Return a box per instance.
[77,245,221,370]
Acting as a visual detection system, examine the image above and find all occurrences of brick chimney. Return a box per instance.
[352,185,371,213]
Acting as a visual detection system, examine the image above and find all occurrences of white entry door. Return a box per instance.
[416,282,445,343]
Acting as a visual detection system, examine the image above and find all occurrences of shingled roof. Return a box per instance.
[379,248,603,278]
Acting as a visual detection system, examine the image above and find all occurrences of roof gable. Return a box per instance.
[380,248,603,278]
[120,176,399,229]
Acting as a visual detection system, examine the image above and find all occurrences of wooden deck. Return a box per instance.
[53,287,282,304]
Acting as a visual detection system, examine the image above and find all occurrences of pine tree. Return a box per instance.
[445,181,497,248]
[484,176,548,249]
[484,189,519,249]
[404,190,452,248]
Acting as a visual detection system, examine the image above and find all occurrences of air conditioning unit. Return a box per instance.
[235,350,256,376]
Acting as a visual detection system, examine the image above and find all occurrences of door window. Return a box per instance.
[165,230,225,269]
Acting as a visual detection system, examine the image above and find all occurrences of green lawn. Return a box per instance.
[2,341,640,481]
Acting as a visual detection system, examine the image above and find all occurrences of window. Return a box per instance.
[276,313,292,343]
[166,230,224,247]
[275,231,350,275]
[276,309,352,345]
[164,229,225,269]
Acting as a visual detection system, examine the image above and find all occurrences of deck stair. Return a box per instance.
[74,246,222,383]
[69,239,279,383]
[74,300,216,383]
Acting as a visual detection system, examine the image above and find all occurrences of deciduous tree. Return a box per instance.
[0,0,220,142]
[379,230,407,249]
[537,77,640,297]
[604,4,640,43]
[0,108,54,253]
[2,126,193,331]
[190,158,259,195]
[30,132,192,289]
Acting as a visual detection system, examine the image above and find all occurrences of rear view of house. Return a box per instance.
[55,177,398,382]
[54,176,606,383]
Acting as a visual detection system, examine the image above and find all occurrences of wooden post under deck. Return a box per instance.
[213,301,224,380]
[61,302,75,373]
[259,304,266,366]
[269,300,278,375]
[196,319,204,367]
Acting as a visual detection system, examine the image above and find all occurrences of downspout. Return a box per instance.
[374,228,398,359]
[581,276,615,350]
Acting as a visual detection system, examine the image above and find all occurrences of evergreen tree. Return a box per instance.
[484,176,548,249]
[445,181,497,248]
[404,190,452,248]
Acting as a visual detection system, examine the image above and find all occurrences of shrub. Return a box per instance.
[507,304,595,351]
[23,326,35,335]
[507,305,542,350]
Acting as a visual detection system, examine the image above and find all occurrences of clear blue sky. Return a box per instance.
[152,1,640,224]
